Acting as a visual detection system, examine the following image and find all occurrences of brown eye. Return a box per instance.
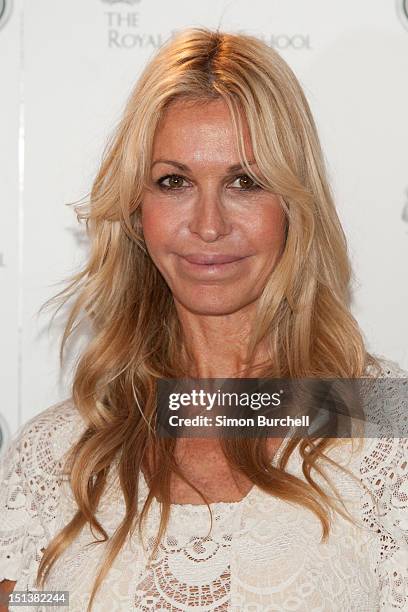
[239,176,253,188]
[157,174,187,189]
[231,175,260,190]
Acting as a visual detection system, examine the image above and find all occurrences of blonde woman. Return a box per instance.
[1,27,407,612]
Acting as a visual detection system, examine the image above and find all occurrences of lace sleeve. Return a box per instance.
[362,356,408,608]
[373,435,408,609]
[0,423,48,587]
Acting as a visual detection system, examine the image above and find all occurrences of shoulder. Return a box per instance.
[11,395,86,442]
[1,397,87,467]
[363,354,408,435]
[360,353,408,476]
[366,353,408,378]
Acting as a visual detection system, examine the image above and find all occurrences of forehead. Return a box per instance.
[151,98,253,166]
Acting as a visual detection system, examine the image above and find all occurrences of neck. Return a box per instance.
[174,299,270,378]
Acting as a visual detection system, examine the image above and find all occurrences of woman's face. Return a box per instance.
[141,98,287,316]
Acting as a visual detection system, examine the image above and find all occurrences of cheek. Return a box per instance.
[141,200,176,254]
[249,202,287,253]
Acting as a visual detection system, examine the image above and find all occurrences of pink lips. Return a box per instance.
[181,253,246,265]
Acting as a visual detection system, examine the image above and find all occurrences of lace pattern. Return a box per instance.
[359,359,408,609]
[0,355,407,611]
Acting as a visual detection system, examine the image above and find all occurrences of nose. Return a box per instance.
[188,187,232,242]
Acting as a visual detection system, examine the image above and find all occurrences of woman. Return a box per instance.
[0,27,407,612]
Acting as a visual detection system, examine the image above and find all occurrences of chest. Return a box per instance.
[167,437,285,504]
[38,482,380,612]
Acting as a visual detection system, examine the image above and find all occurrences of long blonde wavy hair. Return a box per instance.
[36,26,380,610]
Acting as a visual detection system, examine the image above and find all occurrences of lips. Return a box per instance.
[181,253,246,265]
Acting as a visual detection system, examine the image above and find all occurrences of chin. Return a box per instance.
[175,292,253,316]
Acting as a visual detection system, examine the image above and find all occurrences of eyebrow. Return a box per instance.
[151,159,257,173]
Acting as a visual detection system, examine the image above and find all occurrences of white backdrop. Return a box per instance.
[1,0,407,451]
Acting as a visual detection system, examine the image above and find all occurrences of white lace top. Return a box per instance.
[1,356,408,611]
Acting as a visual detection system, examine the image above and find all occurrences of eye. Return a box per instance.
[230,174,261,190]
[155,172,262,192]
[156,174,188,190]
